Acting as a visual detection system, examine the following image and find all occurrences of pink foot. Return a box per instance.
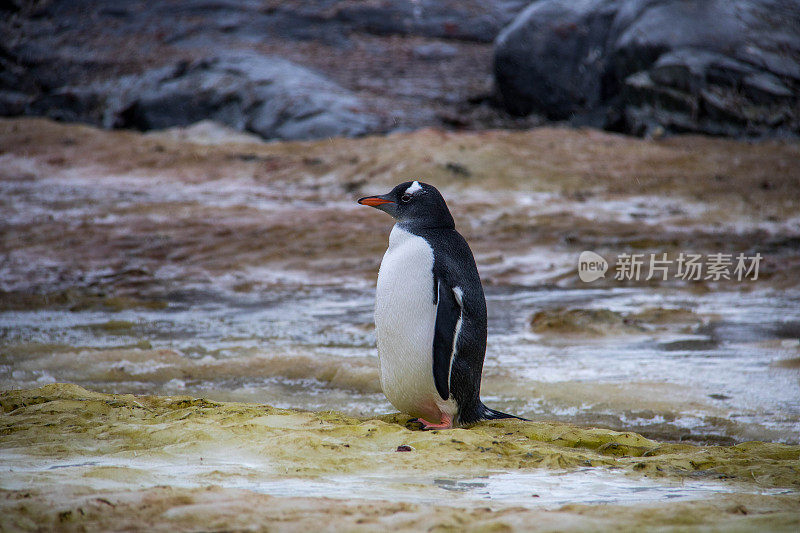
[417,413,453,430]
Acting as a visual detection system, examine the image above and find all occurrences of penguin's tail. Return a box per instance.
[480,403,528,422]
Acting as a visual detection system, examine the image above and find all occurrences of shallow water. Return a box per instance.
[3,282,799,444]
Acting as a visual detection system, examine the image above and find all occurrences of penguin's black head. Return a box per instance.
[358,181,455,230]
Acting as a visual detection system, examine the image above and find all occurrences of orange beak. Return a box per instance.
[358,196,394,207]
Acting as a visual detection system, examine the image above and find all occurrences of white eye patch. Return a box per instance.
[404,181,423,195]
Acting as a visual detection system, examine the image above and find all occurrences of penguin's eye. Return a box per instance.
[400,193,412,203]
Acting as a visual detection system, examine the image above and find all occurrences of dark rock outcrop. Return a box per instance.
[25,54,382,141]
[0,0,534,139]
[494,0,800,137]
[334,0,530,43]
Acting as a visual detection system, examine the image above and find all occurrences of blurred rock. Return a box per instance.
[26,54,382,141]
[335,0,530,43]
[412,43,460,60]
[494,0,618,120]
[0,0,535,138]
[494,0,800,137]
[145,120,265,145]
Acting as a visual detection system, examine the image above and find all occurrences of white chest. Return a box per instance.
[374,225,445,420]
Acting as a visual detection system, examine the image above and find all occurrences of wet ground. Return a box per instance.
[1,383,799,531]
[1,117,799,529]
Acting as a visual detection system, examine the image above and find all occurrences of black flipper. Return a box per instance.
[432,278,460,401]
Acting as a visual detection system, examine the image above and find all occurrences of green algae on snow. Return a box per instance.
[1,384,798,488]
[2,384,800,532]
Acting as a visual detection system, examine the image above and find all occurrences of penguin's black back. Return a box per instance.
[408,224,521,425]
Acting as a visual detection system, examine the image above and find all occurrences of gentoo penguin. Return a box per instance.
[358,181,524,429]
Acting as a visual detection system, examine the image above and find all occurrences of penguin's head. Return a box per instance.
[358,181,455,229]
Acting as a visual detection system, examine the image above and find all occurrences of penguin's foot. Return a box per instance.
[417,413,453,430]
